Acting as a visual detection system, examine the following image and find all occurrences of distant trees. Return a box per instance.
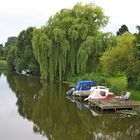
[116,24,129,36]
[32,3,109,80]
[4,36,17,61]
[6,46,17,70]
[0,44,4,57]
[5,37,17,47]
[16,27,39,72]
[6,27,39,73]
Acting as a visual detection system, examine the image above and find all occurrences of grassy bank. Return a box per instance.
[130,90,140,101]
[67,74,140,101]
[108,76,127,90]
[0,60,8,70]
[108,75,140,101]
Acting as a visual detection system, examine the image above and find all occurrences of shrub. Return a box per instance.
[109,85,125,95]
[135,76,140,90]
[0,60,8,70]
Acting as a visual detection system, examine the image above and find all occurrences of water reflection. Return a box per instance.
[0,73,47,140]
[5,72,140,140]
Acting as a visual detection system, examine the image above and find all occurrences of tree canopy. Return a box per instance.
[116,24,129,36]
[100,31,140,89]
[5,37,17,47]
[32,3,109,81]
[0,44,4,57]
[100,32,134,75]
[6,27,39,72]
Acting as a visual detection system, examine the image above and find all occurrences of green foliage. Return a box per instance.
[0,44,4,58]
[107,75,140,100]
[15,27,39,72]
[135,76,140,90]
[3,36,17,60]
[130,90,140,101]
[16,58,27,72]
[107,75,127,95]
[128,75,140,90]
[100,32,134,75]
[108,75,128,90]
[32,3,109,81]
[0,60,8,70]
[6,46,17,70]
[5,27,39,73]
[5,37,17,47]
[127,26,140,89]
[109,85,122,95]
[69,72,109,87]
[116,24,129,36]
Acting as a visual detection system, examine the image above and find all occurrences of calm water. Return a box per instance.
[0,71,140,140]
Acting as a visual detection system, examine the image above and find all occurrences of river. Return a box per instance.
[0,71,140,140]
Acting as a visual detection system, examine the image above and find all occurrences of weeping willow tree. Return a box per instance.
[32,3,109,81]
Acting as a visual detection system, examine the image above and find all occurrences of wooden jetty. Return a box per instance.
[88,99,140,111]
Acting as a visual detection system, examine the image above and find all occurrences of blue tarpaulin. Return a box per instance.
[75,80,96,91]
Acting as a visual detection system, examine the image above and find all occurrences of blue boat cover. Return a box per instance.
[75,80,95,91]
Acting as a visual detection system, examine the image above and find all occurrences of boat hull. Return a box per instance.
[73,91,91,97]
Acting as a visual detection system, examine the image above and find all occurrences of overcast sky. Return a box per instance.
[0,0,140,45]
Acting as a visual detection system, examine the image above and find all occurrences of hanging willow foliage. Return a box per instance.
[32,3,109,81]
[77,36,96,74]
[32,29,52,79]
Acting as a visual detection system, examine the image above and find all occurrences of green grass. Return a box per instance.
[130,90,140,101]
[65,73,140,101]
[108,75,127,90]
[108,75,140,101]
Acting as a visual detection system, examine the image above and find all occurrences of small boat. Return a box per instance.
[66,80,96,97]
[84,86,114,101]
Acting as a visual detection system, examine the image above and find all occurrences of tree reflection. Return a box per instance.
[6,73,140,140]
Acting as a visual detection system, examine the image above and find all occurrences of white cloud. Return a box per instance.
[0,0,140,44]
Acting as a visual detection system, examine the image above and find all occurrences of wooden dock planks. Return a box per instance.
[88,99,140,110]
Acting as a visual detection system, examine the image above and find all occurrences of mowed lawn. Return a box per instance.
[108,75,140,101]
[108,75,127,90]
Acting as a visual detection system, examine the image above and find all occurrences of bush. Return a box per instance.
[109,85,122,95]
[135,76,140,90]
[0,60,8,70]
[69,72,110,86]
[96,76,110,86]
[128,75,140,90]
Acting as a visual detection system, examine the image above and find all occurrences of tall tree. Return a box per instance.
[6,46,17,70]
[0,44,4,57]
[100,32,134,75]
[16,27,39,73]
[5,37,17,47]
[100,32,140,90]
[128,25,140,89]
[6,27,39,73]
[116,24,129,36]
[4,37,17,60]
[32,3,109,81]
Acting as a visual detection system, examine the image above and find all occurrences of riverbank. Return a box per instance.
[108,75,140,101]
[65,74,140,101]
[0,60,8,70]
